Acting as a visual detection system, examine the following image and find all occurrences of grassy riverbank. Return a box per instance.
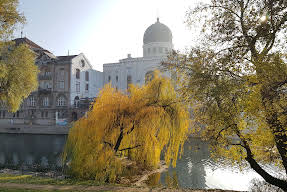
[0,173,241,192]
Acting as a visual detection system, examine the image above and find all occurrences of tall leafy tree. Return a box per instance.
[164,0,287,190]
[0,0,38,112]
[63,73,190,182]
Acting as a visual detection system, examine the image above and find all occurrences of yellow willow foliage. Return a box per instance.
[63,72,190,182]
[0,43,38,112]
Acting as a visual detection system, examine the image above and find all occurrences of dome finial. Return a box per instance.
[157,17,159,22]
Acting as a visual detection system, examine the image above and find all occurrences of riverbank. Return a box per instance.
[0,169,242,192]
[0,183,243,192]
[0,123,69,134]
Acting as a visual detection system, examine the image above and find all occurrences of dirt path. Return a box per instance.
[0,183,149,191]
[133,161,168,187]
[0,183,240,192]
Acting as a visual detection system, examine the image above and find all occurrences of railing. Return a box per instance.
[38,88,52,94]
[38,75,52,80]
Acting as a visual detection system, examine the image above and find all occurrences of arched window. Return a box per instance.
[57,96,66,106]
[145,71,154,84]
[85,71,89,81]
[74,96,79,108]
[76,69,80,79]
[116,75,118,82]
[81,59,85,67]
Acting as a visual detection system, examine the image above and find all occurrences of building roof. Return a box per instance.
[14,37,44,50]
[13,37,54,55]
[143,18,172,44]
[57,55,78,62]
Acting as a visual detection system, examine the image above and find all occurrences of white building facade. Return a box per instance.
[0,18,173,126]
[103,18,173,90]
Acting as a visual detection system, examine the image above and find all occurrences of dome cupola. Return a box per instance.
[143,18,172,44]
[143,18,173,57]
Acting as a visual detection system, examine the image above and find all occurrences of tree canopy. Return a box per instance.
[164,0,287,190]
[63,73,190,182]
[0,0,38,112]
[0,0,25,40]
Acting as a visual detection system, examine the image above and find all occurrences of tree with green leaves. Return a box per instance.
[0,0,38,112]
[63,73,190,182]
[163,0,287,190]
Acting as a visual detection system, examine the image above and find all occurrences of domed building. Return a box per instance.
[143,18,173,57]
[103,18,173,90]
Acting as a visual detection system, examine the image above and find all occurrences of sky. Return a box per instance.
[16,0,204,71]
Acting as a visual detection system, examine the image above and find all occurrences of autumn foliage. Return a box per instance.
[164,0,287,190]
[0,0,38,112]
[63,73,190,182]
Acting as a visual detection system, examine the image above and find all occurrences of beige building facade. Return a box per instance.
[0,38,102,126]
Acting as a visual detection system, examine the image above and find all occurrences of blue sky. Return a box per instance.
[16,0,202,71]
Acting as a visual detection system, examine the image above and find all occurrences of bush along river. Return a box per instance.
[0,133,284,191]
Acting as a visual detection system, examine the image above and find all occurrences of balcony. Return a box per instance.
[38,87,52,94]
[38,74,52,80]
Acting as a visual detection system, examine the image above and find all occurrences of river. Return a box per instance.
[0,133,281,191]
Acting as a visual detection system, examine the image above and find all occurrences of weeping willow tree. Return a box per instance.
[0,0,38,112]
[63,72,190,182]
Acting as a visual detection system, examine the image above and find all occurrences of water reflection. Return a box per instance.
[0,134,282,191]
[0,134,66,170]
[156,137,277,191]
[160,138,209,189]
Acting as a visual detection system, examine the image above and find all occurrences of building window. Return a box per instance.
[59,69,65,80]
[108,75,111,82]
[81,59,85,67]
[85,71,89,81]
[44,70,51,77]
[159,47,163,53]
[41,111,48,118]
[85,84,89,91]
[116,75,118,82]
[57,96,66,106]
[76,69,80,79]
[2,111,5,118]
[127,75,132,89]
[29,96,36,106]
[44,82,51,89]
[153,47,156,54]
[16,111,19,118]
[74,96,80,108]
[58,81,64,89]
[76,82,80,93]
[148,48,150,54]
[43,97,49,106]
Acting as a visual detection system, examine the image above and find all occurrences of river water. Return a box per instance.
[0,133,281,191]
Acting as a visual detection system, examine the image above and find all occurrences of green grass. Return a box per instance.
[0,173,104,186]
[0,188,112,192]
[0,188,64,192]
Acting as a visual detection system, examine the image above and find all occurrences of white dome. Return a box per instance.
[143,18,172,44]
